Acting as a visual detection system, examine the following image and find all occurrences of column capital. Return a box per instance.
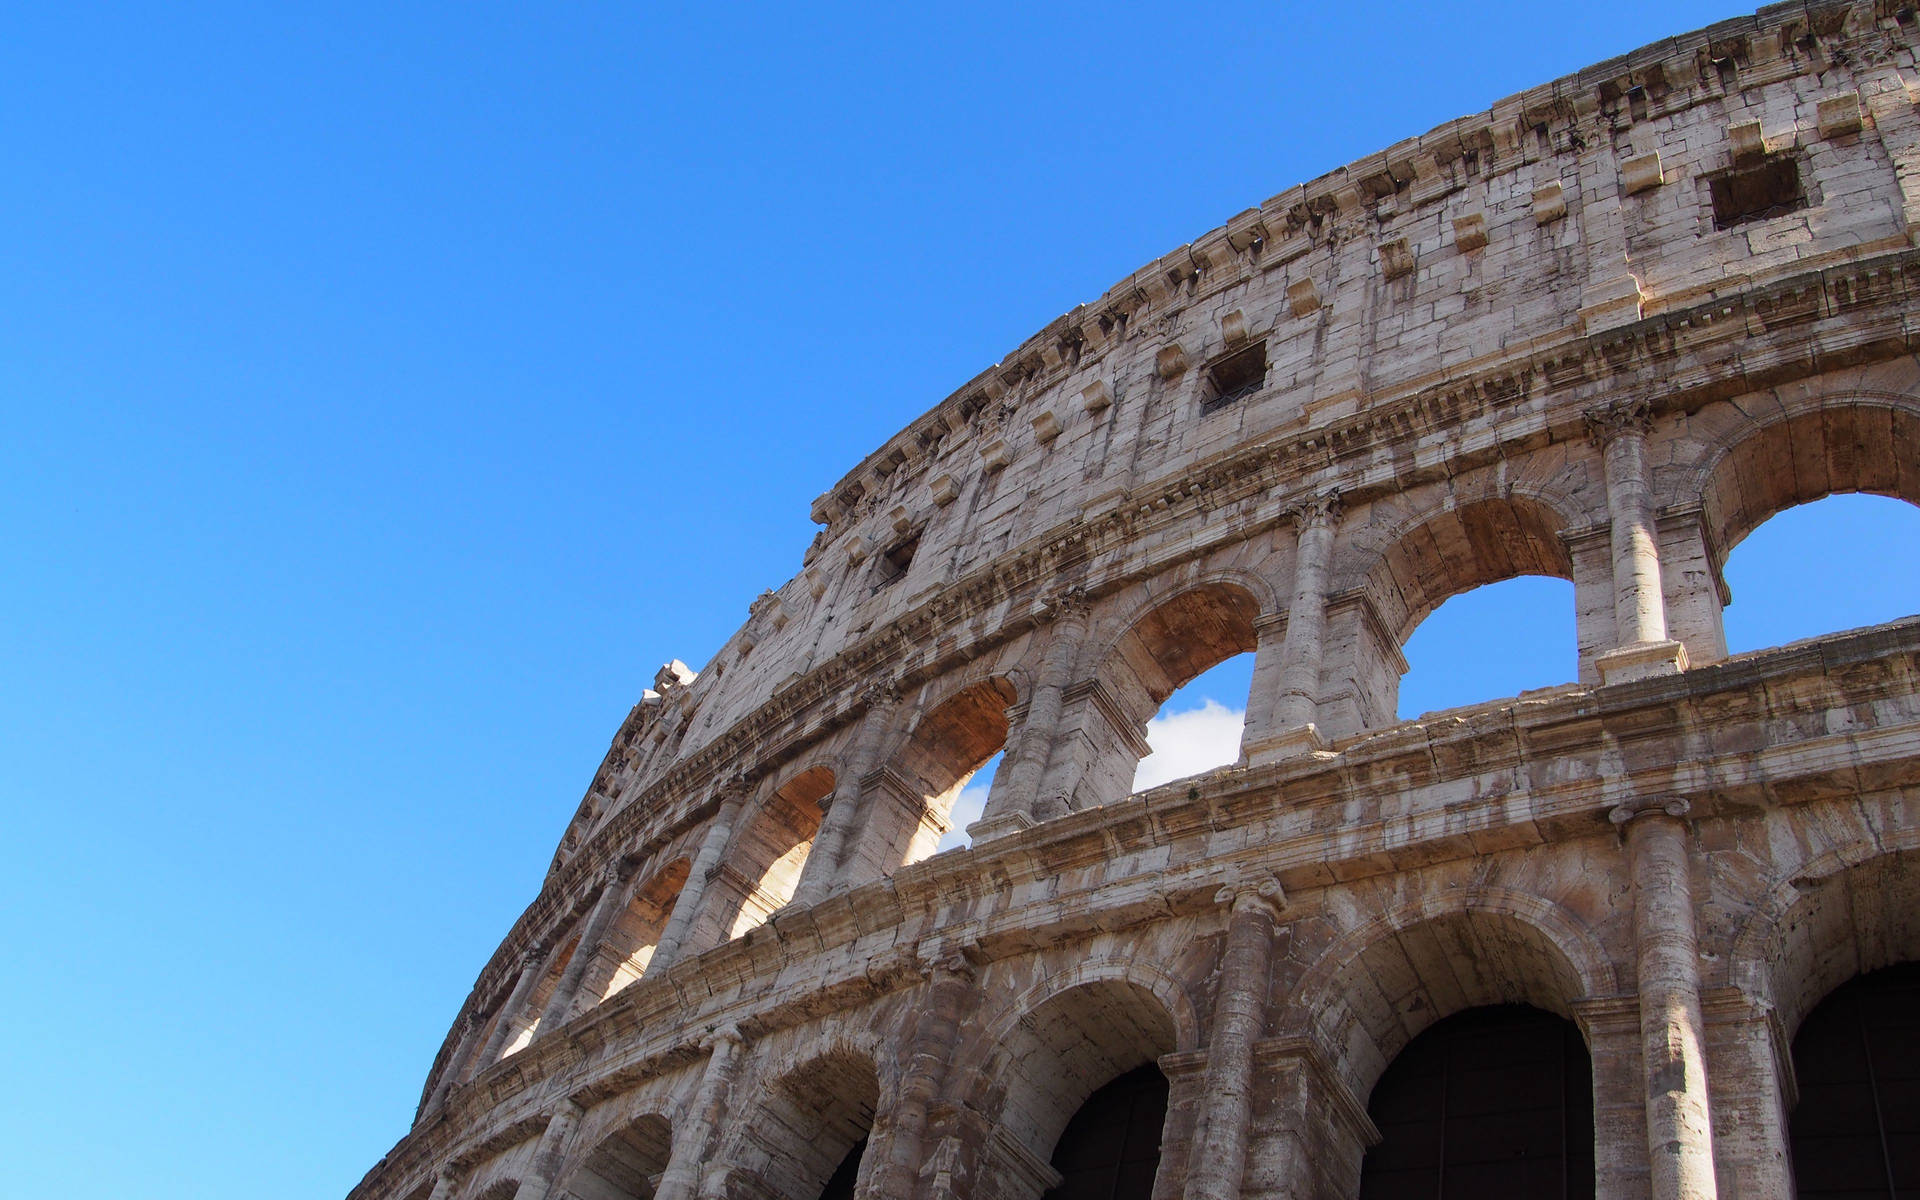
[701,1023,747,1054]
[1040,585,1092,625]
[1583,397,1654,445]
[1215,872,1287,920]
[1608,793,1691,825]
[1287,490,1343,528]
[600,856,639,888]
[917,938,984,982]
[860,678,901,712]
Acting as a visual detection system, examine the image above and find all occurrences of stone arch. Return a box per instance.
[862,674,1020,870]
[711,765,836,940]
[1690,389,1920,565]
[1321,493,1578,735]
[1726,835,1920,1040]
[721,1045,883,1200]
[554,1112,673,1200]
[575,859,692,1008]
[967,969,1191,1199]
[1286,891,1614,1105]
[1047,580,1263,811]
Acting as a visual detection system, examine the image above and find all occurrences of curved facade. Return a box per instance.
[352,5,1920,1198]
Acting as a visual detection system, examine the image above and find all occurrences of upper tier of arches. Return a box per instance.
[419,0,1920,1126]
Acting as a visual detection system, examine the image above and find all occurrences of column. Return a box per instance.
[654,1026,748,1200]
[791,683,897,906]
[1234,613,1288,762]
[1702,989,1794,1200]
[512,1100,584,1200]
[973,591,1090,841]
[859,948,978,1198]
[536,858,637,1032]
[473,950,548,1071]
[651,779,751,970]
[1246,493,1340,763]
[1184,878,1285,1200]
[1588,402,1688,683]
[1610,796,1717,1200]
[424,1166,460,1200]
[422,1010,483,1115]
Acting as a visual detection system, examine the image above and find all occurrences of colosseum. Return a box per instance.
[350,4,1920,1198]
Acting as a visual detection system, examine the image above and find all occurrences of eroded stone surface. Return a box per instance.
[356,5,1920,1199]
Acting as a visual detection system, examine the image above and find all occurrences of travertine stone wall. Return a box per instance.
[354,5,1920,1199]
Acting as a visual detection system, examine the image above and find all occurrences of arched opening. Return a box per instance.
[1076,583,1258,810]
[1359,1005,1594,1199]
[1354,498,1574,732]
[557,1113,673,1200]
[1041,1063,1170,1200]
[1719,494,1920,654]
[1396,577,1576,719]
[1132,652,1253,791]
[1787,962,1920,1199]
[581,861,690,1006]
[937,749,1001,853]
[710,766,833,940]
[731,1049,879,1199]
[879,677,1016,869]
[988,978,1181,1199]
[502,936,578,1058]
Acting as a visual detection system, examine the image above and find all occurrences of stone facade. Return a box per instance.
[351,4,1920,1198]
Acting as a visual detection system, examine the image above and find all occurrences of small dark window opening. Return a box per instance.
[817,1137,867,1200]
[877,534,920,587]
[1042,1064,1169,1200]
[1710,158,1807,229]
[1202,342,1268,414]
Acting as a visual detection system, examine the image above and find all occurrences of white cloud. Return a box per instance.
[1132,700,1245,791]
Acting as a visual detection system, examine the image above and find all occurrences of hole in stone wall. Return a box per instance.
[1721,494,1920,654]
[934,749,1000,854]
[877,533,920,588]
[1709,157,1806,229]
[1396,577,1575,720]
[1201,342,1267,413]
[1131,653,1253,792]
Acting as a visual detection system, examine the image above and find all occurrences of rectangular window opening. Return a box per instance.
[878,534,920,587]
[1709,157,1807,230]
[1202,342,1268,414]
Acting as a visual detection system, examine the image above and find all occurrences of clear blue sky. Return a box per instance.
[2,5,1915,1199]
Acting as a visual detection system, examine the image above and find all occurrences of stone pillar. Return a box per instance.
[536,858,636,1032]
[654,1026,748,1200]
[1611,796,1717,1200]
[512,1099,584,1200]
[1702,988,1794,1200]
[1246,1038,1378,1200]
[473,950,549,1071]
[859,948,979,1198]
[422,1010,483,1114]
[651,780,751,970]
[1235,613,1288,762]
[1657,506,1729,670]
[1574,995,1653,1200]
[974,592,1090,841]
[1246,493,1340,763]
[424,1167,460,1200]
[1588,402,1688,683]
[792,683,897,906]
[1184,877,1285,1200]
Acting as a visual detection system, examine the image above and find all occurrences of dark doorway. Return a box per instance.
[1360,1004,1595,1199]
[1789,962,1920,1198]
[817,1136,866,1200]
[1042,1063,1169,1200]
